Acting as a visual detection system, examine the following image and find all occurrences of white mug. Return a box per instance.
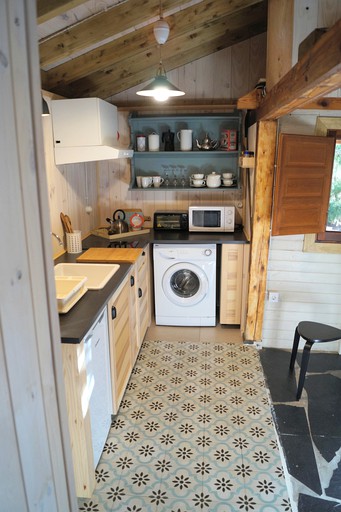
[177,129,192,151]
[148,132,160,151]
[141,176,152,188]
[152,176,164,188]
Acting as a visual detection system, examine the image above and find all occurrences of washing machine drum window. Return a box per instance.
[162,262,209,306]
[170,269,199,298]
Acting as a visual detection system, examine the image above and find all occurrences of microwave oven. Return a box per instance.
[154,211,189,231]
[188,206,235,232]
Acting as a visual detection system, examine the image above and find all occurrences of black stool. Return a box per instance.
[289,321,341,400]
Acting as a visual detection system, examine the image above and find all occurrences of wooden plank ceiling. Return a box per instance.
[38,0,268,100]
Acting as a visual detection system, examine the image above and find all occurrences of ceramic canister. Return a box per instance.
[148,132,160,151]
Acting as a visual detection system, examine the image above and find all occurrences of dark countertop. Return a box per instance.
[82,228,248,249]
[57,229,248,343]
[56,251,132,344]
[151,228,248,244]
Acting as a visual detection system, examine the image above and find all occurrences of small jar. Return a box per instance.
[136,135,146,152]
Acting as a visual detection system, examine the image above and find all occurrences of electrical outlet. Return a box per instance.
[268,292,280,303]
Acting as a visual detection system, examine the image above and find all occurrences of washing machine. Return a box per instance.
[153,244,216,326]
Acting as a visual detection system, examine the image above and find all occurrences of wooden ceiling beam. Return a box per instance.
[42,0,257,88]
[256,19,341,120]
[39,0,185,67]
[46,4,267,98]
[39,0,264,69]
[56,25,266,99]
[37,0,87,25]
[299,97,341,110]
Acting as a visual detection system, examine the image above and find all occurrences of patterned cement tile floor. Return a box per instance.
[78,336,291,511]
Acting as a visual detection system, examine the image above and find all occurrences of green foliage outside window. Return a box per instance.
[327,142,341,232]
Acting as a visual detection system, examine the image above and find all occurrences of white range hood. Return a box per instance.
[51,98,133,165]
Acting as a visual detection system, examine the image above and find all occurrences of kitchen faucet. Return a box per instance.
[50,232,63,245]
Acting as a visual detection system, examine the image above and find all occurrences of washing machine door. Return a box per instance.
[162,262,209,306]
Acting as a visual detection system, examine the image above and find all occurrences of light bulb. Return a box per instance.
[154,88,171,102]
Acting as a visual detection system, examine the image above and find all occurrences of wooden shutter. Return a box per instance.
[272,134,335,236]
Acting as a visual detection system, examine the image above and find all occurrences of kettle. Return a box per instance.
[106,209,129,234]
[196,133,219,151]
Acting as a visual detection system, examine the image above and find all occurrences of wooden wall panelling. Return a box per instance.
[245,120,277,341]
[249,32,267,87]
[211,48,232,99]
[2,0,75,508]
[231,40,251,99]
[318,0,341,26]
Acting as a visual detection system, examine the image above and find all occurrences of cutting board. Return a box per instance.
[76,247,143,264]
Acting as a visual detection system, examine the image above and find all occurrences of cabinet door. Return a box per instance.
[220,244,244,325]
[137,248,151,343]
[86,309,112,468]
[108,277,132,414]
[129,267,139,365]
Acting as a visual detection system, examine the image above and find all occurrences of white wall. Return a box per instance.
[262,111,341,350]
[292,0,341,65]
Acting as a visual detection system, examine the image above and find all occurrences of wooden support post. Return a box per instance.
[266,0,294,92]
[245,120,277,341]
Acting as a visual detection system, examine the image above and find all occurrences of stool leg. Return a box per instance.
[289,326,300,371]
[296,341,313,400]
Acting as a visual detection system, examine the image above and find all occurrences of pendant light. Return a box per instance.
[136,2,184,102]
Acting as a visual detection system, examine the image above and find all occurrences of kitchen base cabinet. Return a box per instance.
[220,244,250,327]
[108,275,132,414]
[62,307,112,498]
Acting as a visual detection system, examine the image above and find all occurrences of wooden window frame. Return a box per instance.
[315,129,341,243]
[304,117,341,254]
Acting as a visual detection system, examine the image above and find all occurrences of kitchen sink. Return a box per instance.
[54,263,120,290]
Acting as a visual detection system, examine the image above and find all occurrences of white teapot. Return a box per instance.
[206,172,221,188]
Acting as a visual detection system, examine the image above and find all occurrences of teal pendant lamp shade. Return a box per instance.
[136,63,185,102]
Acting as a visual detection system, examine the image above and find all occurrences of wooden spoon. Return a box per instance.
[60,212,69,233]
[65,214,73,233]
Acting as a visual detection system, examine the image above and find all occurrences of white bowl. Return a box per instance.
[222,173,233,179]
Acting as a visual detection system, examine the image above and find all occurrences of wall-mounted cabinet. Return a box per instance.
[128,113,242,191]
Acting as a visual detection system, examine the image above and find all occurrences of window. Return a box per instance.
[316,130,341,243]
